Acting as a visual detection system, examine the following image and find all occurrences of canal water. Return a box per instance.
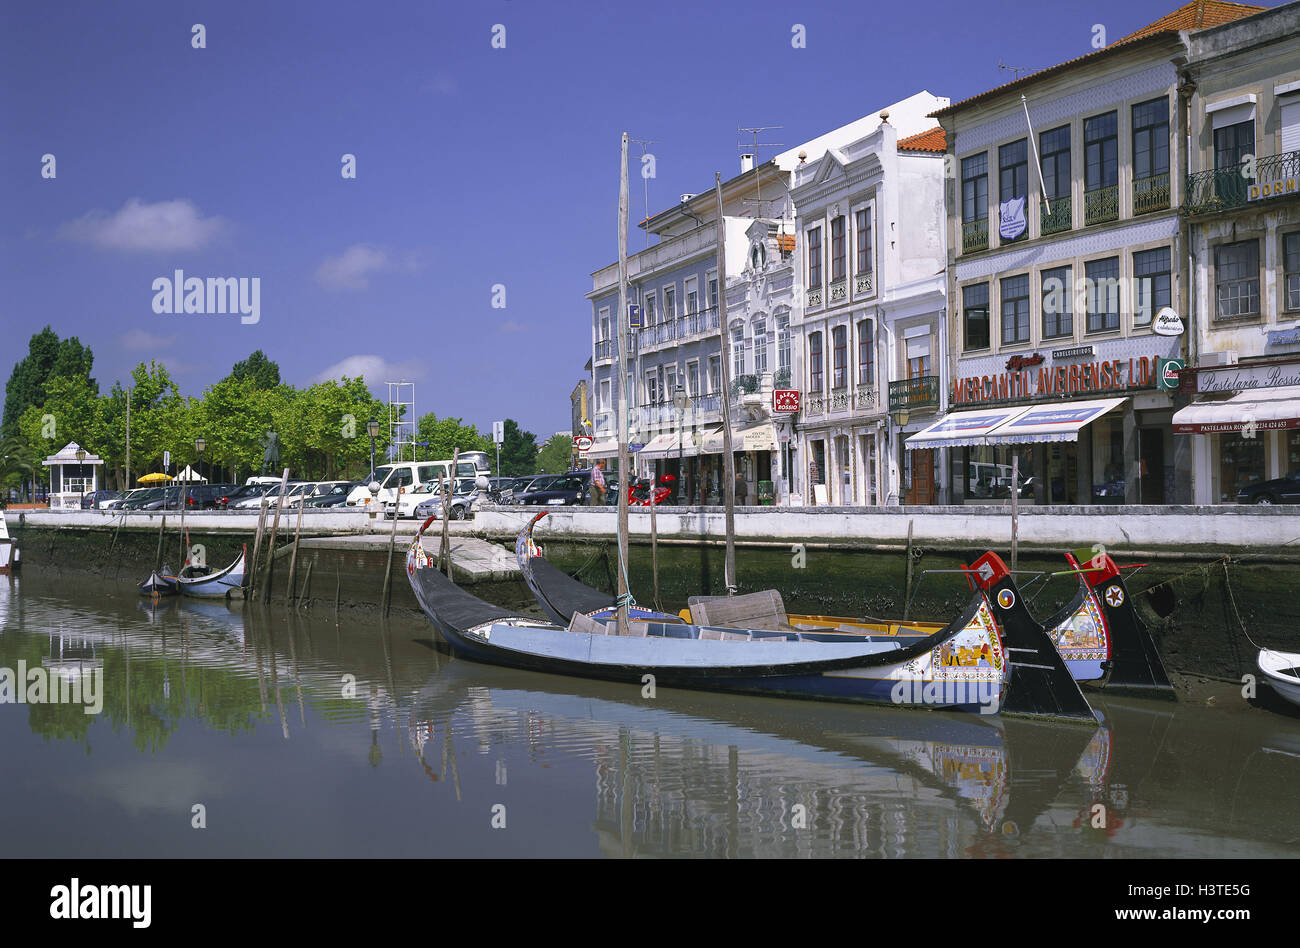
[2,571,1299,858]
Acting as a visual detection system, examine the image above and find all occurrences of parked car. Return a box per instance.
[414,479,484,521]
[216,483,266,510]
[230,485,282,510]
[102,489,148,510]
[517,471,594,506]
[120,487,168,510]
[1236,474,1300,505]
[181,484,237,510]
[80,489,120,509]
[304,482,357,507]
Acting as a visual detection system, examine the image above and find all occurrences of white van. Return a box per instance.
[346,459,482,511]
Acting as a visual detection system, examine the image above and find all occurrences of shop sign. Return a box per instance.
[1004,353,1044,371]
[773,390,801,413]
[998,197,1026,240]
[1152,307,1184,336]
[1052,345,1094,360]
[954,356,1160,406]
[1267,327,1300,347]
[1156,357,1184,390]
[1196,361,1300,394]
[1248,175,1299,202]
[628,304,643,329]
[572,435,593,452]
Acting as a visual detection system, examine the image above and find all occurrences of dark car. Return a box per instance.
[182,484,236,510]
[1236,474,1300,505]
[215,484,267,510]
[518,471,593,506]
[81,489,120,509]
[120,487,168,510]
[304,482,356,507]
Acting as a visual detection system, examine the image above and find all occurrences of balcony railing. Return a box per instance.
[1133,172,1170,214]
[804,392,825,416]
[855,384,878,411]
[830,388,851,412]
[730,374,760,396]
[806,286,823,308]
[1040,197,1071,235]
[594,339,614,362]
[774,367,791,388]
[829,279,847,304]
[962,218,988,254]
[1186,151,1300,216]
[690,393,720,415]
[888,376,940,413]
[854,271,874,296]
[1084,184,1119,225]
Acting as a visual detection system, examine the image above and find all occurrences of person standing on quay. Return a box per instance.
[735,471,748,506]
[589,459,607,505]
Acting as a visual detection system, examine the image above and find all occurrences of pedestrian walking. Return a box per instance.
[735,471,748,505]
[589,459,607,505]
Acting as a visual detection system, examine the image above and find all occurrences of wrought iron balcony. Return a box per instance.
[1133,172,1170,214]
[1186,151,1300,215]
[730,374,760,396]
[1040,197,1071,235]
[594,339,614,362]
[888,376,940,413]
[690,393,720,415]
[774,367,791,388]
[962,218,988,254]
[1084,184,1119,225]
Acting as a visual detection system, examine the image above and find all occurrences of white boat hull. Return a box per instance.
[1258,650,1300,707]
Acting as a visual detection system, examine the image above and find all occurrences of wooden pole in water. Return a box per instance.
[286,490,306,605]
[299,559,313,611]
[334,564,341,621]
[177,472,187,568]
[1010,454,1020,570]
[154,512,167,572]
[614,132,631,636]
[714,172,738,595]
[382,474,401,616]
[261,468,290,604]
[903,518,915,620]
[249,496,269,598]
[443,448,458,581]
[649,473,661,612]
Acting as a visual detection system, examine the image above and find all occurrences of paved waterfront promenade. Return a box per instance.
[8,503,1300,559]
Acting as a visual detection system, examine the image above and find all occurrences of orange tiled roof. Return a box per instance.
[930,0,1266,118]
[897,126,946,153]
[1115,0,1267,42]
[776,233,796,252]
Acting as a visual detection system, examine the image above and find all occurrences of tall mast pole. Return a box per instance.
[615,133,632,635]
[713,173,737,595]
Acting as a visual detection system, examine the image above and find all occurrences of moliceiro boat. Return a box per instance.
[0,516,19,574]
[138,564,178,598]
[175,547,247,599]
[414,518,1095,721]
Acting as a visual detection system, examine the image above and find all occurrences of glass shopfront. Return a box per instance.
[962,444,1034,501]
[1217,433,1266,502]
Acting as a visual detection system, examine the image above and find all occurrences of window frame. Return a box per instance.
[855,206,873,274]
[856,319,874,387]
[963,282,991,352]
[1214,239,1261,321]
[809,331,824,392]
[1084,256,1122,333]
[1132,247,1171,328]
[1000,274,1031,346]
[1084,111,1119,191]
[830,215,846,282]
[1040,266,1073,340]
[807,226,823,288]
[832,325,848,389]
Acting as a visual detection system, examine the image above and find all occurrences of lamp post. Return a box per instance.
[194,436,206,484]
[75,447,86,509]
[366,419,381,481]
[673,388,688,504]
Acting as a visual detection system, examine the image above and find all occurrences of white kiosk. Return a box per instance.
[42,442,104,510]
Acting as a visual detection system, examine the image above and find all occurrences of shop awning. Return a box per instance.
[904,405,1031,449]
[905,397,1127,449]
[1172,385,1300,433]
[639,433,688,460]
[584,438,619,459]
[982,397,1127,445]
[701,423,776,454]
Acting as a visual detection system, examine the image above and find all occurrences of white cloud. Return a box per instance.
[312,354,426,385]
[315,244,428,289]
[60,198,225,252]
[118,328,177,351]
[498,320,529,335]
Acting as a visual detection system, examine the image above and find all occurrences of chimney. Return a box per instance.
[740,154,755,173]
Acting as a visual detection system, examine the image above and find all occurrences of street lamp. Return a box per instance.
[75,447,86,509]
[673,388,688,504]
[194,436,206,484]
[366,419,381,481]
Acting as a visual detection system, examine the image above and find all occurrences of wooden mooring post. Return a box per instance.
[1010,455,1020,570]
[261,468,291,604]
[248,497,270,598]
[902,519,915,620]
[286,488,307,605]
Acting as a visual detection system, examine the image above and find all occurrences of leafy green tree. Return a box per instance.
[0,436,38,502]
[535,434,574,474]
[2,327,96,438]
[229,350,281,390]
[415,413,492,462]
[498,419,538,476]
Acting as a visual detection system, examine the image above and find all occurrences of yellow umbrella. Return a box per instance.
[138,472,172,484]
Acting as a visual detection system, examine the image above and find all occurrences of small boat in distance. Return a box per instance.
[175,547,247,599]
[138,563,178,598]
[1258,649,1300,708]
[0,515,19,574]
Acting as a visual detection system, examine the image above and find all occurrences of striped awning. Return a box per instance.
[906,397,1127,449]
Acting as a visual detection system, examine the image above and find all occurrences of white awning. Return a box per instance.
[639,433,687,460]
[1173,386,1300,434]
[905,397,1126,449]
[905,405,1031,449]
[584,438,619,459]
[983,397,1127,445]
[701,423,775,454]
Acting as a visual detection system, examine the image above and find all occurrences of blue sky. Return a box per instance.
[0,0,1247,436]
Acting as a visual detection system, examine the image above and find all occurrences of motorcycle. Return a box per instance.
[627,474,675,506]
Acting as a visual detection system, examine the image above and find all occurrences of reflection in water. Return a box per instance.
[2,574,1299,857]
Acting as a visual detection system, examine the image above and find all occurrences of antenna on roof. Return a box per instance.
[738,125,784,219]
[997,60,1037,80]
[629,136,659,247]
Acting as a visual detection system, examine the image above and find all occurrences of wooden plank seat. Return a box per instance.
[687,589,795,631]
